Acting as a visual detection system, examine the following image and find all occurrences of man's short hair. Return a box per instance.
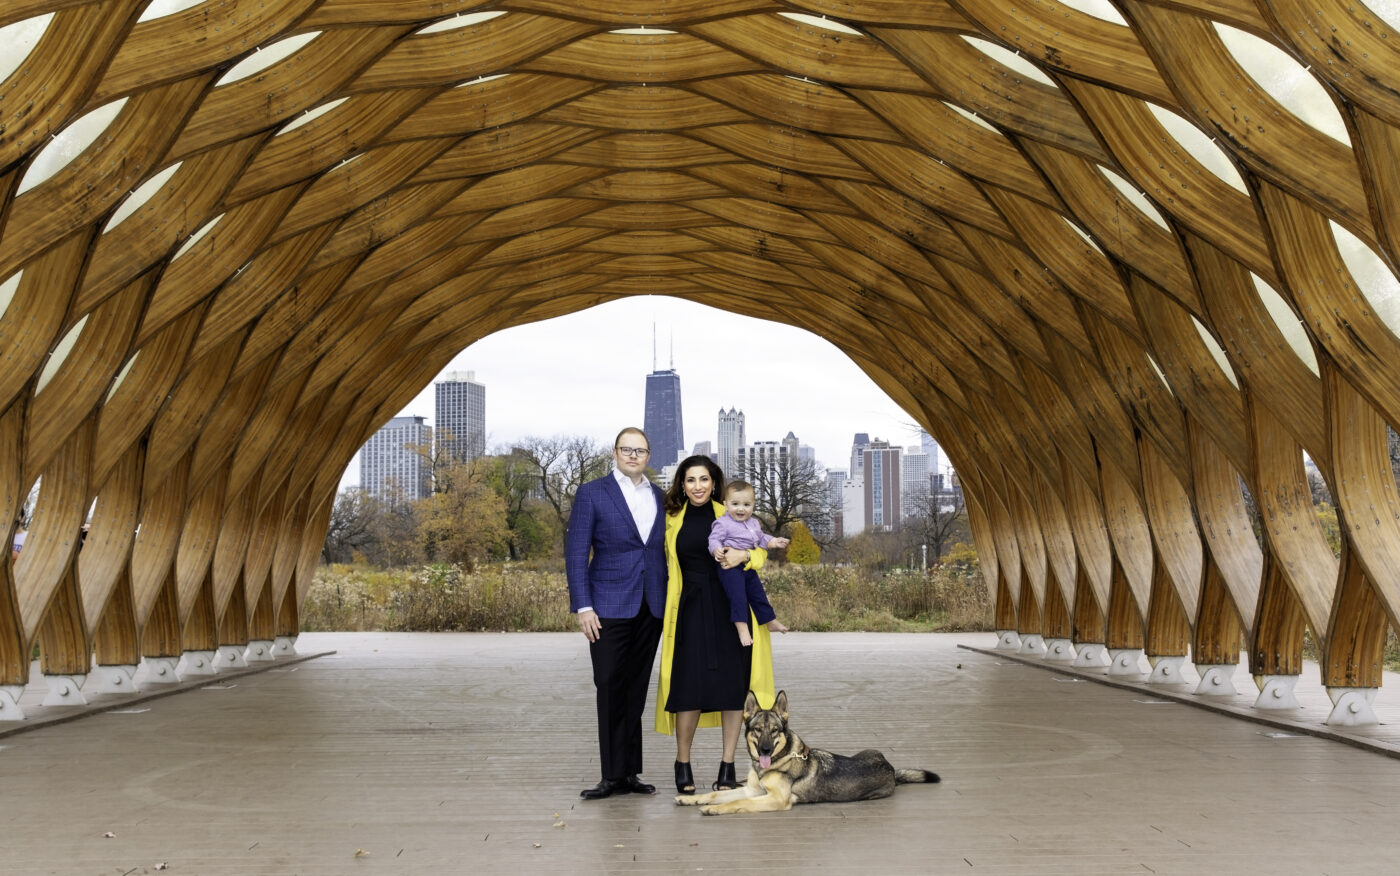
[724,480,754,498]
[614,426,649,449]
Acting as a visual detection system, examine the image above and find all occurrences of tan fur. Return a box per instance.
[674,690,939,815]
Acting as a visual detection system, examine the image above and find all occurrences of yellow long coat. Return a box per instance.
[654,500,776,735]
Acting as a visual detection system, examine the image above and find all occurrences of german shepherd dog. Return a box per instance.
[675,690,939,815]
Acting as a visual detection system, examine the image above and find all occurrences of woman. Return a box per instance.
[653,455,776,794]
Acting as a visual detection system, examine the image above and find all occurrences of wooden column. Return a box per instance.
[182,573,218,652]
[217,574,248,648]
[1193,555,1243,665]
[1322,551,1387,688]
[1042,567,1072,640]
[1072,565,1106,644]
[1015,568,1042,636]
[37,568,89,676]
[142,571,183,660]
[1144,561,1191,659]
[248,575,275,642]
[276,571,300,639]
[1105,562,1145,651]
[994,570,1018,631]
[94,566,141,666]
[1249,556,1306,677]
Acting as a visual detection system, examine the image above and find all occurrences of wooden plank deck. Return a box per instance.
[3,632,1399,874]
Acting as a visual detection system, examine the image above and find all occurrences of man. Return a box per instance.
[566,427,667,799]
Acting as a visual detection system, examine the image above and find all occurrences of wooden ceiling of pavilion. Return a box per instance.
[3,0,1400,689]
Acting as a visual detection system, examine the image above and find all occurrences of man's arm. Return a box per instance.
[564,484,601,642]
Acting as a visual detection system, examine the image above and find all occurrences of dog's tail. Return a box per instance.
[895,768,940,784]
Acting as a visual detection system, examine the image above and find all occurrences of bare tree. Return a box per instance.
[514,435,613,532]
[322,488,383,563]
[739,453,831,537]
[904,489,967,563]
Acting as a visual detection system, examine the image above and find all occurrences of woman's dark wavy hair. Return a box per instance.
[664,455,725,515]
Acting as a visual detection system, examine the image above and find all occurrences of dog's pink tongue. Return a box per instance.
[759,755,772,769]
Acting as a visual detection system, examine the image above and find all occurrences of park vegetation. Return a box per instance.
[312,433,992,633]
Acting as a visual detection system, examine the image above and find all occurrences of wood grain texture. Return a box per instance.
[0,1,1398,704]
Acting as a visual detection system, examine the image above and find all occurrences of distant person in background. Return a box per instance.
[566,427,667,800]
[12,526,26,562]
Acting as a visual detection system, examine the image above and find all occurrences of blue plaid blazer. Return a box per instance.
[565,473,667,619]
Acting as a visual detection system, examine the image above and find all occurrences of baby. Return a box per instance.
[708,480,791,647]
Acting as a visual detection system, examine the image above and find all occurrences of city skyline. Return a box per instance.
[339,297,935,489]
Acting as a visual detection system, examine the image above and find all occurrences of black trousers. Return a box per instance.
[589,601,663,781]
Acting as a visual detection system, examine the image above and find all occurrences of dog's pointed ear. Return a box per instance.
[743,689,760,721]
[773,690,788,721]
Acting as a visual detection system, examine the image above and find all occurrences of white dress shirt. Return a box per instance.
[612,467,658,541]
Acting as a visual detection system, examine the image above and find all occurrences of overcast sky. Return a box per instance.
[339,296,935,489]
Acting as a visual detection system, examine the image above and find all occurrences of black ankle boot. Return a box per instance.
[713,760,737,791]
[674,760,695,794]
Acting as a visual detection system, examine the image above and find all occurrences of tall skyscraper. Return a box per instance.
[841,477,865,537]
[435,370,485,463]
[920,429,944,493]
[821,469,847,539]
[717,407,745,476]
[691,440,714,460]
[360,416,433,503]
[850,432,871,481]
[863,439,902,530]
[644,368,684,469]
[902,445,930,519]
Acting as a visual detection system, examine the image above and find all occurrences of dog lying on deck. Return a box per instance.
[675,690,940,815]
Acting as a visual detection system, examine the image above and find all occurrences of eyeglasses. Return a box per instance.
[616,446,650,457]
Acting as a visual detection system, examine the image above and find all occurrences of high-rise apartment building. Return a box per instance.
[717,407,745,476]
[920,429,945,493]
[360,416,433,503]
[902,446,930,519]
[841,478,865,536]
[736,432,818,515]
[863,439,901,530]
[736,439,790,485]
[691,440,714,461]
[822,469,847,539]
[435,370,485,463]
[644,368,685,468]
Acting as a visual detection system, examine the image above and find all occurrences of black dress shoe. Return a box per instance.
[623,775,656,795]
[580,778,630,800]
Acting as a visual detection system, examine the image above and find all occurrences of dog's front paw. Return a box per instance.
[674,794,700,806]
[699,805,723,816]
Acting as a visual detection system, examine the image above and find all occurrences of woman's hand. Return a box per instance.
[717,547,750,569]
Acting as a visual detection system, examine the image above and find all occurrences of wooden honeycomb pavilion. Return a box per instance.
[4,0,1400,721]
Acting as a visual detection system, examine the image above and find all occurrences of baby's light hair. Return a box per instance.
[724,480,755,498]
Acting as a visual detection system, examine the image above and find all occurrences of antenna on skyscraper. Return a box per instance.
[669,330,674,370]
[652,322,657,372]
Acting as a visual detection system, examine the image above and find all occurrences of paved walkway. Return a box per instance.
[3,632,1400,874]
